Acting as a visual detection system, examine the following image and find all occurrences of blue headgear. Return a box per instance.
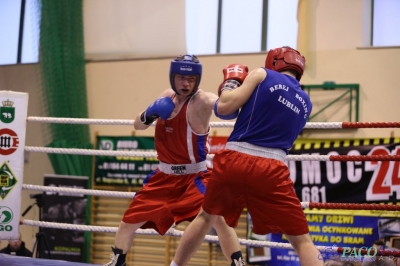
[169,55,202,95]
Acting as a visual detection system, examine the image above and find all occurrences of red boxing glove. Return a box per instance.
[223,64,249,83]
[218,64,249,96]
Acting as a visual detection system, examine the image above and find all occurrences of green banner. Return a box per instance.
[94,136,158,186]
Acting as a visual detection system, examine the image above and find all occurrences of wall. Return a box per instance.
[86,47,400,140]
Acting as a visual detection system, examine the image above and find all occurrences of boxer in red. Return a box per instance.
[104,55,244,266]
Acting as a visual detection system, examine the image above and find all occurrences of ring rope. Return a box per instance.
[24,146,400,161]
[24,146,157,157]
[21,117,400,259]
[26,116,400,129]
[341,122,400,129]
[22,184,400,211]
[305,202,400,211]
[20,220,400,257]
[27,117,135,126]
[22,184,134,198]
[19,219,299,249]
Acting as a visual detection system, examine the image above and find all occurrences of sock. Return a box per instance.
[231,250,245,266]
[170,261,179,266]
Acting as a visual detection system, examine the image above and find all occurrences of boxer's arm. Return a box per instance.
[134,89,173,130]
[214,99,238,120]
[214,64,249,119]
[217,68,267,116]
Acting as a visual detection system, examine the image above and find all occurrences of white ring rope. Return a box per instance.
[303,122,342,129]
[20,219,336,252]
[25,146,333,161]
[18,185,307,209]
[27,117,135,126]
[23,184,135,198]
[23,185,400,211]
[27,116,347,129]
[26,146,400,161]
[22,184,310,207]
[24,146,159,158]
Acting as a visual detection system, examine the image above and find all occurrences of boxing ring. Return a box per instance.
[3,114,400,265]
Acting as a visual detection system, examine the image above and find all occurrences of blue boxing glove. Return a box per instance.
[140,97,175,125]
[214,99,238,120]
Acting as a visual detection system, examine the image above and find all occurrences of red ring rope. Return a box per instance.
[329,155,400,161]
[342,122,400,128]
[308,202,400,211]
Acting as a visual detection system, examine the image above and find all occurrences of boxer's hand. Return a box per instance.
[218,64,249,96]
[140,97,175,125]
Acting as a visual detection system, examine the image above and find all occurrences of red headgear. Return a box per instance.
[265,46,305,81]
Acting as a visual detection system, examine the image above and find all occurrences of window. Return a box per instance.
[372,0,400,46]
[186,0,400,55]
[2,0,398,66]
[185,0,219,55]
[21,0,40,63]
[220,0,263,54]
[186,0,298,55]
[0,0,40,65]
[0,0,21,65]
[266,0,298,51]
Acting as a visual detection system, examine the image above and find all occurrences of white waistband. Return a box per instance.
[225,142,286,162]
[158,161,207,175]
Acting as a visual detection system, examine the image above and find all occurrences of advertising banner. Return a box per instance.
[0,91,28,240]
[248,209,400,265]
[246,137,400,265]
[39,174,88,261]
[289,137,400,203]
[94,136,158,186]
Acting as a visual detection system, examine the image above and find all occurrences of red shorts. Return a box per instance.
[203,149,309,236]
[122,169,210,235]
